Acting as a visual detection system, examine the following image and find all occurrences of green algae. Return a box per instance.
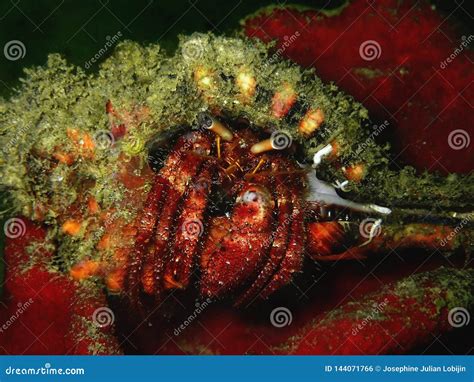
[0,33,472,273]
[353,67,385,79]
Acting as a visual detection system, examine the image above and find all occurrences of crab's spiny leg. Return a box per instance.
[124,175,168,304]
[141,183,180,296]
[163,162,214,290]
[148,159,212,298]
[200,182,275,299]
[140,132,213,297]
[259,194,306,300]
[235,165,294,307]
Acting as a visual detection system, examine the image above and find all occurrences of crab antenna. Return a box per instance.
[198,112,233,142]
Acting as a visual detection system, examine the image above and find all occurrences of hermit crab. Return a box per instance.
[0,33,472,313]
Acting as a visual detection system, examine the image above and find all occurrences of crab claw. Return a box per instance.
[200,183,274,298]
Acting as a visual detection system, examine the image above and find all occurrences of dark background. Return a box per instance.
[0,0,472,98]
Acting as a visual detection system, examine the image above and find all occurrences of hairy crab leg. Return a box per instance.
[258,193,306,300]
[140,179,177,296]
[163,162,214,290]
[121,131,213,301]
[234,160,294,307]
[121,176,167,302]
[162,126,262,296]
[200,182,275,298]
[156,120,245,294]
[144,133,214,299]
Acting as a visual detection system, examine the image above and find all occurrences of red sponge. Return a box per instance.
[243,0,473,174]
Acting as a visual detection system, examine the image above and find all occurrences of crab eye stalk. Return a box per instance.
[197,112,233,142]
[251,131,293,155]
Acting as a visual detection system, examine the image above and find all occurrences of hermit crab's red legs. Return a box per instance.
[162,162,214,290]
[200,181,275,299]
[259,193,306,300]
[234,160,294,307]
[144,133,214,299]
[121,176,167,303]
[125,131,213,302]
